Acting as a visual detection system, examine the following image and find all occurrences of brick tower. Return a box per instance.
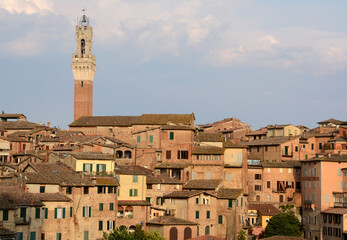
[72,14,96,121]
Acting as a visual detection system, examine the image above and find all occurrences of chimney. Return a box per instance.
[47,122,50,127]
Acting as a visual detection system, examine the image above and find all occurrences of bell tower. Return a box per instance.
[72,14,96,121]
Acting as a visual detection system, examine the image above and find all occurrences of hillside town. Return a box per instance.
[1,14,347,240]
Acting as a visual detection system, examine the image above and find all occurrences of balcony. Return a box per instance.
[15,217,30,225]
[334,202,347,208]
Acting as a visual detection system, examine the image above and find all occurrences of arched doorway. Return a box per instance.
[184,227,192,240]
[169,227,178,240]
[205,226,210,235]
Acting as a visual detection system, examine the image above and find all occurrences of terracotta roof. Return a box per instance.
[32,193,72,202]
[118,200,150,206]
[0,186,44,209]
[262,161,301,168]
[183,179,222,190]
[161,125,195,131]
[0,228,17,237]
[241,136,299,146]
[223,142,248,148]
[86,177,119,186]
[105,137,135,147]
[147,216,198,226]
[317,118,343,125]
[69,116,138,127]
[0,121,43,130]
[267,124,291,129]
[69,114,195,127]
[188,235,224,240]
[192,146,224,155]
[197,132,223,142]
[155,162,191,169]
[0,113,25,118]
[164,190,211,198]
[248,204,282,216]
[246,128,268,136]
[114,165,146,175]
[21,162,94,186]
[301,154,347,162]
[133,114,194,125]
[68,152,115,160]
[321,208,347,215]
[216,187,243,199]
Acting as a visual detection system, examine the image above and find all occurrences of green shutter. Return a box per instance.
[103,164,106,172]
[35,208,40,219]
[99,221,103,231]
[137,136,141,143]
[218,215,223,224]
[133,175,138,183]
[129,189,133,196]
[207,211,210,219]
[83,163,86,172]
[3,209,8,221]
[110,203,114,211]
[45,208,48,219]
[89,207,91,217]
[19,232,23,240]
[228,199,233,208]
[54,208,57,219]
[149,135,153,143]
[241,197,243,207]
[134,189,138,196]
[170,132,174,140]
[83,207,85,217]
[90,164,93,172]
[62,208,66,219]
[99,203,103,211]
[70,207,73,217]
[96,164,100,172]
[195,211,199,219]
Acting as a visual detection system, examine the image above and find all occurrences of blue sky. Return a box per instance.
[0,0,346,129]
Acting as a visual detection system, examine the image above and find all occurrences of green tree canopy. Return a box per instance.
[103,225,165,240]
[264,212,303,238]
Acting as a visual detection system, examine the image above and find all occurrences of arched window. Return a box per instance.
[256,195,260,202]
[117,206,124,218]
[184,227,192,240]
[124,151,132,159]
[186,171,189,181]
[129,225,136,233]
[125,206,133,218]
[205,226,210,235]
[81,39,85,55]
[116,151,123,159]
[169,227,178,240]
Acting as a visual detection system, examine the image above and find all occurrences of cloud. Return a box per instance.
[0,0,53,15]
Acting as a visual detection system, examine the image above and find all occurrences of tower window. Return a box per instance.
[81,81,83,87]
[81,39,86,55]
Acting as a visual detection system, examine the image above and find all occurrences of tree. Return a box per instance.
[264,212,303,238]
[103,225,165,240]
[237,230,247,240]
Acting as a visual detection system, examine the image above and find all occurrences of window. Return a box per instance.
[226,173,232,181]
[166,150,171,160]
[56,233,62,240]
[192,172,197,179]
[206,172,211,179]
[295,146,298,152]
[35,208,40,219]
[157,184,161,190]
[206,211,210,219]
[265,146,268,151]
[108,187,114,194]
[133,175,138,183]
[312,168,316,176]
[195,211,199,219]
[288,168,292,173]
[30,232,36,240]
[178,150,188,159]
[98,186,106,194]
[70,207,73,217]
[303,168,307,176]
[107,221,115,230]
[237,153,242,162]
[99,221,103,231]
[218,215,223,224]
[66,187,72,194]
[319,143,322,149]
[129,189,138,197]
[311,143,314,150]
[280,168,283,173]
[147,184,152,189]
[84,231,89,240]
[54,208,65,219]
[267,195,271,202]
[149,135,153,143]
[83,163,93,172]
[169,132,174,140]
[44,208,48,219]
[255,174,261,180]
[257,146,260,152]
[3,209,8,221]
[255,185,261,191]
[267,181,271,188]
[137,135,141,143]
[99,203,103,211]
[228,199,233,208]
[40,186,45,193]
[82,206,91,217]
[146,197,151,203]
[110,203,114,211]
[84,187,89,194]
[96,164,106,173]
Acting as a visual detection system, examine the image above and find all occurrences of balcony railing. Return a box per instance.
[334,202,347,208]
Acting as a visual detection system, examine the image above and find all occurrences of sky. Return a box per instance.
[0,0,347,130]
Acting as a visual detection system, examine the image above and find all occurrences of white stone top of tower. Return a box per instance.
[79,14,89,27]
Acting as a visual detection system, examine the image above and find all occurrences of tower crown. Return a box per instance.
[79,14,89,26]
